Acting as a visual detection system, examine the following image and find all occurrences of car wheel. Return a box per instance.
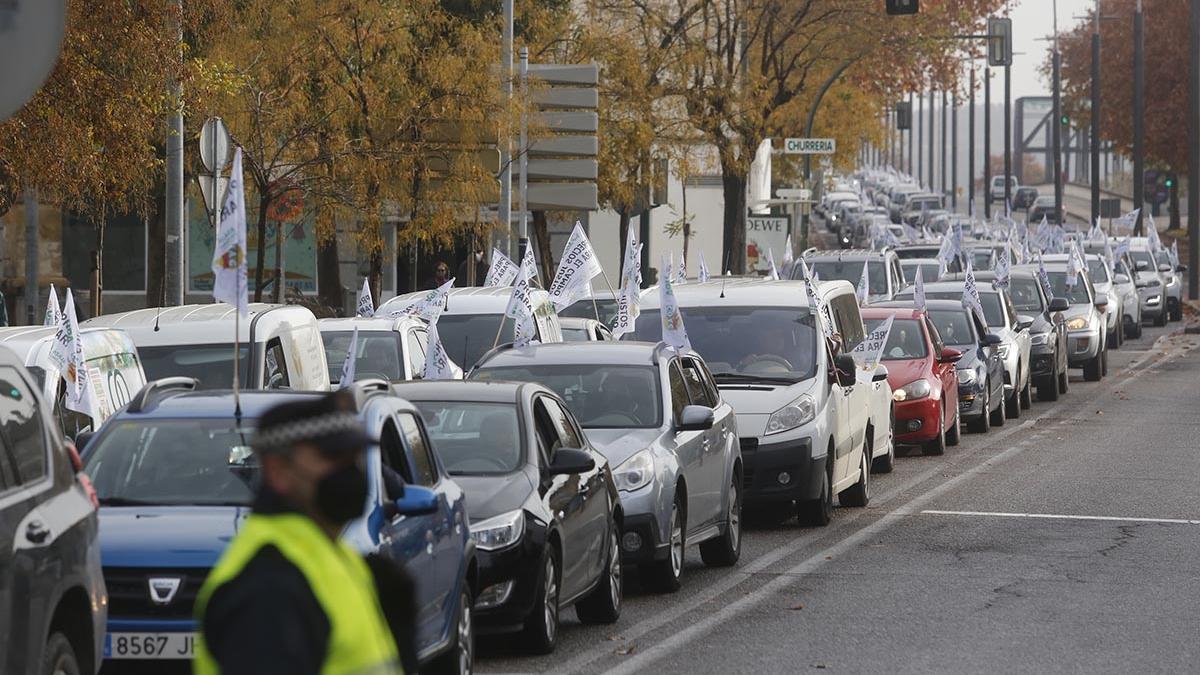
[923,404,946,455]
[1058,364,1070,394]
[645,494,684,593]
[1083,351,1102,382]
[799,451,834,527]
[1171,302,1183,322]
[991,386,1007,427]
[840,438,871,507]
[1128,318,1143,339]
[1101,345,1109,377]
[968,386,991,433]
[1005,378,1020,419]
[521,547,560,654]
[945,408,961,446]
[41,632,81,675]
[1038,373,1059,402]
[576,522,622,623]
[700,472,742,567]
[1019,378,1032,409]
[430,585,475,675]
[872,423,896,473]
[1154,311,1167,327]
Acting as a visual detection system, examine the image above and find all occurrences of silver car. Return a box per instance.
[472,342,742,592]
[1024,260,1108,381]
[1080,254,1124,349]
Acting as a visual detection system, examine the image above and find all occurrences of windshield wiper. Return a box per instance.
[713,373,798,385]
[98,497,161,507]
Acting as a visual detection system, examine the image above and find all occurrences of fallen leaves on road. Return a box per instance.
[615,645,637,656]
[606,635,624,641]
[790,603,805,611]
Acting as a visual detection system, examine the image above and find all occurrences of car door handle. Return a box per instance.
[25,520,49,545]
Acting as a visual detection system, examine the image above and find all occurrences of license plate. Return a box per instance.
[105,632,196,660]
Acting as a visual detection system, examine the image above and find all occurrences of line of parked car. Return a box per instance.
[3,173,1185,675]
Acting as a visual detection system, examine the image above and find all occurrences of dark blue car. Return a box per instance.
[81,379,476,672]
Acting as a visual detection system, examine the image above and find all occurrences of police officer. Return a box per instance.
[194,391,410,675]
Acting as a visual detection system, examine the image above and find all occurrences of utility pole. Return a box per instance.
[970,66,977,216]
[518,47,529,259]
[1053,0,1064,227]
[24,187,37,325]
[984,66,992,219]
[941,89,948,204]
[1133,0,1146,234]
[498,0,513,256]
[164,0,184,306]
[1189,0,1199,298]
[1004,63,1013,213]
[1091,7,1102,225]
[908,93,915,176]
[918,91,924,182]
[928,86,936,191]
[952,91,959,212]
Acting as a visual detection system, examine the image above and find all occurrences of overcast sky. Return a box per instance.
[1008,0,1094,100]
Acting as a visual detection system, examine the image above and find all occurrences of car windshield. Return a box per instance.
[560,298,620,326]
[437,314,515,370]
[628,307,818,383]
[1129,250,1157,270]
[807,260,887,295]
[560,327,591,342]
[921,291,1004,327]
[85,419,258,506]
[412,401,521,474]
[323,331,402,383]
[902,263,940,283]
[473,365,662,428]
[1009,277,1044,313]
[927,309,977,349]
[1046,271,1092,304]
[1086,259,1110,284]
[865,318,928,360]
[971,250,995,270]
[137,345,250,390]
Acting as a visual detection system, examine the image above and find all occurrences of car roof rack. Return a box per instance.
[127,377,199,413]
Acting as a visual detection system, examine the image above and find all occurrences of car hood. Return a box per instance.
[718,379,817,415]
[583,428,664,468]
[1064,304,1096,323]
[454,470,536,522]
[881,358,930,389]
[99,506,246,568]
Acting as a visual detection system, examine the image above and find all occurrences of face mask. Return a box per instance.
[313,462,368,524]
[475,252,484,262]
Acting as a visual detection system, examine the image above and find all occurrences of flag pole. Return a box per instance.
[492,316,506,349]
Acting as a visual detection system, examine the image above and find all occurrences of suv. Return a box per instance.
[1028,196,1063,224]
[1125,238,1183,323]
[0,347,106,675]
[472,341,742,590]
[83,380,476,671]
[1022,257,1109,381]
[888,186,924,223]
[795,249,905,303]
[990,176,1018,203]
[626,279,877,527]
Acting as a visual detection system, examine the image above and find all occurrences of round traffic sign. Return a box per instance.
[0,1,66,121]
[199,117,232,173]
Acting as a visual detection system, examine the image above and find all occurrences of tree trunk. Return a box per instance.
[369,248,383,306]
[721,167,748,275]
[618,205,630,261]
[533,211,554,287]
[1170,179,1182,232]
[253,194,269,302]
[92,221,104,317]
[316,235,342,315]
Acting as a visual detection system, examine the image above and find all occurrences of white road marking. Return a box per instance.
[920,509,1200,525]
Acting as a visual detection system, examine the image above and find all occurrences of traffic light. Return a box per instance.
[896,101,912,130]
[1060,114,1070,126]
[1165,174,1176,189]
[987,17,1013,67]
[886,0,919,15]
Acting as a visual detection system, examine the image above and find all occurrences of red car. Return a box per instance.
[861,307,962,455]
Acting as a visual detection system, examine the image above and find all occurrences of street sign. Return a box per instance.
[784,138,837,155]
[886,0,919,15]
[199,117,232,173]
[197,175,229,218]
[987,17,1013,67]
[896,102,912,130]
[776,188,812,201]
[523,61,600,211]
[0,0,65,121]
[1100,198,1121,219]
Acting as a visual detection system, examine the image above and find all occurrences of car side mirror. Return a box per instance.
[392,484,438,517]
[1135,261,1149,271]
[1114,273,1130,284]
[833,353,857,387]
[872,365,889,382]
[939,347,963,364]
[984,333,1004,347]
[1094,293,1109,309]
[1016,315,1034,331]
[1157,263,1172,273]
[677,404,715,432]
[548,447,596,476]
[1049,297,1070,312]
[1177,264,1188,272]
[74,430,95,455]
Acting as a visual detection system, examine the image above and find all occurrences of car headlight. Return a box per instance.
[765,394,817,435]
[1030,331,1050,346]
[1066,316,1088,330]
[613,449,654,492]
[957,368,977,385]
[996,343,1010,358]
[470,510,525,552]
[892,379,932,402]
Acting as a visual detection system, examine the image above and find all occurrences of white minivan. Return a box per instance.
[627,278,880,526]
[83,303,329,391]
[0,326,147,437]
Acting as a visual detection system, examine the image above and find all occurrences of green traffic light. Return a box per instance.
[1060,115,1069,125]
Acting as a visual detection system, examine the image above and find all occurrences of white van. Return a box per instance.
[626,278,880,526]
[318,315,463,385]
[0,326,147,437]
[83,303,329,391]
[377,287,563,370]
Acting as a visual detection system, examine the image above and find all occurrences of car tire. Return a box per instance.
[872,424,896,473]
[968,386,991,433]
[1171,302,1183,322]
[1083,352,1102,382]
[923,404,947,455]
[1154,311,1167,327]
[799,452,834,527]
[700,473,742,567]
[840,439,871,507]
[1101,345,1109,377]
[1019,378,1032,410]
[576,522,622,624]
[991,387,1007,427]
[644,494,684,593]
[429,585,475,675]
[945,409,962,446]
[1127,318,1143,339]
[521,547,560,654]
[41,632,81,675]
[1005,378,1020,419]
[1058,366,1069,394]
[1038,373,1059,401]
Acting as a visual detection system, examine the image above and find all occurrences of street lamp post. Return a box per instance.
[1133,0,1146,234]
[941,89,948,204]
[970,66,977,216]
[952,91,959,212]
[1091,9,1102,225]
[984,66,992,219]
[908,93,915,175]
[1052,0,1064,228]
[1189,0,1199,298]
[929,86,936,190]
[1004,63,1012,213]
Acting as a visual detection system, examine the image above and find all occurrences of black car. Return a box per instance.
[391,380,622,655]
[878,299,1007,433]
[1013,186,1039,210]
[0,347,106,674]
[971,270,1070,400]
[1028,196,1063,224]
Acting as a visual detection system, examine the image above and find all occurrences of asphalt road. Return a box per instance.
[480,315,1200,674]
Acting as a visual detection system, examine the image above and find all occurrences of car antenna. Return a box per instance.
[720,252,730,298]
[153,281,165,331]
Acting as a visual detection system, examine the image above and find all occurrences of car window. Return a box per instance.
[1009,277,1045,313]
[693,357,722,406]
[1046,271,1092,304]
[406,330,427,379]
[827,293,867,350]
[681,358,717,407]
[397,412,437,486]
[472,364,662,428]
[808,260,888,295]
[925,317,945,354]
[263,338,290,389]
[545,399,584,449]
[1001,291,1019,325]
[380,420,414,484]
[324,331,404,383]
[138,344,250,390]
[668,361,690,421]
[0,366,47,486]
[415,401,522,474]
[1086,258,1110,284]
[927,309,977,349]
[865,318,928,360]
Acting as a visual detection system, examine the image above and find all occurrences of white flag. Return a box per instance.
[548,222,603,311]
[766,249,781,281]
[620,229,641,289]
[44,284,61,327]
[659,255,691,352]
[1113,237,1131,265]
[962,264,985,324]
[339,326,359,388]
[856,260,870,306]
[851,314,894,378]
[914,266,926,311]
[505,260,537,348]
[1087,217,1104,242]
[802,261,834,339]
[1065,243,1084,288]
[521,247,539,283]
[356,279,374,318]
[611,277,640,338]
[697,251,711,283]
[1115,208,1141,234]
[391,278,454,322]
[1170,240,1180,269]
[1037,254,1054,302]
[212,147,249,315]
[1146,214,1162,251]
[422,320,460,380]
[676,253,687,285]
[484,248,519,287]
[994,246,1011,290]
[782,234,794,273]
